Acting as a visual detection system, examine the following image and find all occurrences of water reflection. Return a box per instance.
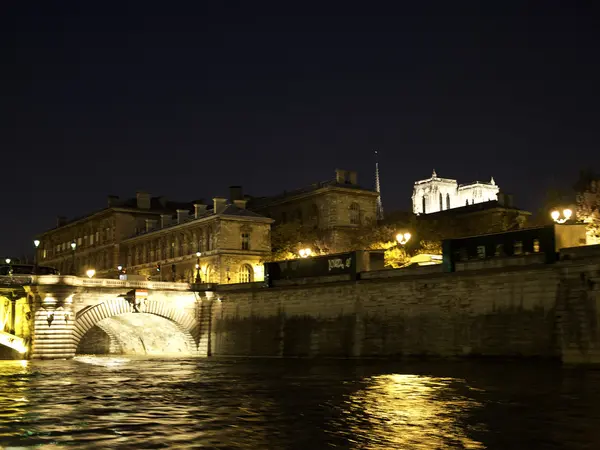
[1,358,599,449]
[338,374,484,449]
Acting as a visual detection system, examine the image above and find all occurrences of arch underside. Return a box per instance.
[73,298,199,356]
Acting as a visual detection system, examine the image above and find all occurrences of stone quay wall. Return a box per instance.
[212,247,600,363]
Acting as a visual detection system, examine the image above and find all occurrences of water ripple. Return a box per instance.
[0,358,599,449]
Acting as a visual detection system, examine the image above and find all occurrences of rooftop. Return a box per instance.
[248,178,377,209]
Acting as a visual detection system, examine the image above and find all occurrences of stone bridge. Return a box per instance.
[0,275,216,359]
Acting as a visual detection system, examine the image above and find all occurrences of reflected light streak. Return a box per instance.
[340,374,485,449]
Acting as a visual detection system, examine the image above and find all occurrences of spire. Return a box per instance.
[375,150,384,220]
[490,176,495,185]
[432,169,437,178]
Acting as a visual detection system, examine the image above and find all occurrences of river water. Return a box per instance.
[0,357,599,449]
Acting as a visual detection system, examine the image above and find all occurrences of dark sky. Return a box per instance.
[2,1,600,257]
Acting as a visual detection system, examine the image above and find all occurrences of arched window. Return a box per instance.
[439,192,443,211]
[204,265,213,283]
[446,193,450,210]
[238,264,253,283]
[349,202,360,225]
[422,196,426,214]
[170,241,175,259]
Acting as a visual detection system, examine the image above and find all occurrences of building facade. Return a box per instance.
[247,169,380,253]
[412,170,500,215]
[121,198,272,284]
[35,192,273,284]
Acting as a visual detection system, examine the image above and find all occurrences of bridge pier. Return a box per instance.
[31,287,77,359]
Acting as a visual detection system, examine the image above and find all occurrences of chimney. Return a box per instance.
[145,219,158,232]
[136,191,151,209]
[233,199,247,209]
[107,195,120,207]
[335,169,347,184]
[229,186,244,202]
[213,197,227,214]
[176,209,189,224]
[497,192,514,208]
[194,203,208,218]
[56,216,67,227]
[348,170,358,185]
[160,214,172,228]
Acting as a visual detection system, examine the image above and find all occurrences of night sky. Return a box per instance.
[3,1,599,257]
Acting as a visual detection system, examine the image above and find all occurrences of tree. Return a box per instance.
[264,222,330,262]
[575,175,600,244]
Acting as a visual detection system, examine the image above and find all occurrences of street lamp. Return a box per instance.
[5,258,10,264]
[86,269,96,278]
[195,252,202,283]
[299,248,313,258]
[33,240,40,273]
[396,232,411,245]
[550,208,573,224]
[70,241,77,275]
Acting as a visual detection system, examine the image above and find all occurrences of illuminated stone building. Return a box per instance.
[412,170,500,215]
[35,192,273,283]
[121,197,272,284]
[247,169,379,253]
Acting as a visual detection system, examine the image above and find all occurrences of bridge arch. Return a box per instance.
[72,297,200,355]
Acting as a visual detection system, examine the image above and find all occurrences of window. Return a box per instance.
[241,232,250,250]
[310,204,320,227]
[206,228,212,251]
[349,202,360,225]
[514,241,523,255]
[281,212,287,224]
[495,244,504,257]
[446,193,450,210]
[439,193,443,211]
[533,239,540,253]
[170,242,175,258]
[205,265,213,283]
[422,196,426,214]
[178,234,184,256]
[477,245,486,259]
[238,264,253,283]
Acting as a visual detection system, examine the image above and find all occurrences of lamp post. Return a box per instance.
[86,269,96,279]
[195,252,202,283]
[33,239,40,274]
[70,241,77,275]
[396,232,411,246]
[551,208,573,224]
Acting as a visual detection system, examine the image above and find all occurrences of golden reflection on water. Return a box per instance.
[342,374,485,449]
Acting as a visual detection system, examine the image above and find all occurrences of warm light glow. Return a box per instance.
[70,242,76,250]
[195,263,200,269]
[299,248,313,258]
[196,252,201,257]
[343,374,485,449]
[0,331,27,354]
[253,264,265,281]
[86,269,96,278]
[395,232,412,245]
[5,258,10,264]
[117,265,123,271]
[33,239,40,248]
[551,208,572,224]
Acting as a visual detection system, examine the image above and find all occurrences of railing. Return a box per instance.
[0,274,196,291]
